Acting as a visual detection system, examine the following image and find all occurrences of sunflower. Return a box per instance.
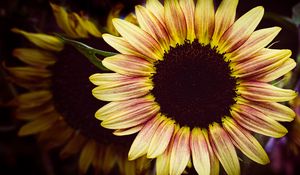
[5,3,150,175]
[90,0,297,174]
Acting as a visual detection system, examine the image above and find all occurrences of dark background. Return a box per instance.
[0,0,299,174]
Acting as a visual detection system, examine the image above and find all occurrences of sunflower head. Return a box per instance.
[91,0,297,174]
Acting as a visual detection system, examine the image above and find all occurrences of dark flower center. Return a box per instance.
[51,38,134,145]
[151,40,238,128]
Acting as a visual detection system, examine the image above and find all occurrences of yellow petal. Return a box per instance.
[227,27,282,62]
[223,117,270,165]
[211,0,238,47]
[92,77,153,101]
[60,132,86,158]
[112,18,164,61]
[146,0,165,28]
[218,6,264,53]
[113,124,143,136]
[135,5,170,51]
[179,0,196,41]
[106,3,124,36]
[128,115,164,160]
[209,123,240,175]
[102,54,155,76]
[231,103,288,138]
[190,128,210,175]
[12,28,63,51]
[18,112,58,136]
[13,48,56,67]
[164,0,187,45]
[169,126,190,175]
[147,117,175,158]
[256,59,296,82]
[195,0,215,45]
[102,34,150,61]
[238,81,297,102]
[17,90,52,109]
[5,65,51,81]
[79,140,97,173]
[239,99,295,122]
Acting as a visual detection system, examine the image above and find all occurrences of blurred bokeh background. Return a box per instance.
[0,0,299,174]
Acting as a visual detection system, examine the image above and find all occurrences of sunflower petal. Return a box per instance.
[128,115,164,160]
[231,104,288,138]
[239,99,295,122]
[227,27,281,62]
[179,0,195,41]
[218,6,264,53]
[209,122,240,175]
[211,0,238,47]
[11,28,63,51]
[146,0,165,28]
[255,59,296,82]
[190,128,210,175]
[147,117,175,158]
[112,18,164,61]
[17,90,52,109]
[135,5,170,51]
[102,34,150,60]
[232,49,291,79]
[169,126,190,175]
[195,0,215,45]
[100,101,159,130]
[164,0,187,45]
[79,140,97,173]
[95,96,155,120]
[5,65,51,81]
[113,124,144,136]
[102,54,155,76]
[13,48,56,67]
[92,77,152,101]
[60,132,86,158]
[18,112,58,136]
[238,81,297,102]
[223,117,270,165]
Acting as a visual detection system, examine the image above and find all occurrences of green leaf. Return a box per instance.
[55,33,117,71]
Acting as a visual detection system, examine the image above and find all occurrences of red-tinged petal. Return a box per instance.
[227,27,281,62]
[218,6,264,53]
[102,34,150,60]
[211,0,238,47]
[128,115,165,160]
[231,104,288,138]
[223,117,270,165]
[190,127,210,175]
[79,140,97,173]
[113,124,143,136]
[164,0,187,45]
[135,5,170,51]
[238,99,295,122]
[101,103,159,130]
[89,73,135,86]
[92,77,152,101]
[112,18,164,61]
[179,0,196,41]
[209,123,240,175]
[195,0,215,45]
[238,81,297,102]
[169,126,190,175]
[232,49,291,79]
[102,54,155,76]
[156,125,180,175]
[145,0,165,28]
[203,128,220,175]
[95,95,155,120]
[254,59,296,82]
[147,117,175,158]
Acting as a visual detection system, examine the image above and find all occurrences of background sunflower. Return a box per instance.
[0,0,299,175]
